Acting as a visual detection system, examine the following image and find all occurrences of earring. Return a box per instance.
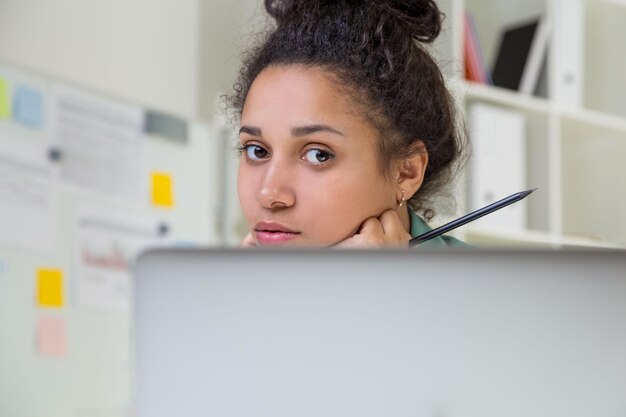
[397,190,406,208]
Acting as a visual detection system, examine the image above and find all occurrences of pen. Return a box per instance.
[409,188,537,247]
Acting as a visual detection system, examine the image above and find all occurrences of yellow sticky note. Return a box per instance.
[36,269,64,308]
[0,78,10,119]
[151,172,174,207]
[37,316,68,357]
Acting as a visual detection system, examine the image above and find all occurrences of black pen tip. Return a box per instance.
[519,188,538,198]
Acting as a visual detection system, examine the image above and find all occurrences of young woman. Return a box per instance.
[228,0,467,248]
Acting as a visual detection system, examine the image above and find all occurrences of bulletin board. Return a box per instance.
[0,63,225,417]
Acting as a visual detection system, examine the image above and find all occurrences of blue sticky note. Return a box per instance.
[13,85,45,128]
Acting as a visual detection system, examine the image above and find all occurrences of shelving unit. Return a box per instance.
[432,0,626,248]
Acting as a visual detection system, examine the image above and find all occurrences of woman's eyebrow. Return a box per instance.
[292,125,345,137]
[239,125,345,137]
[239,126,262,137]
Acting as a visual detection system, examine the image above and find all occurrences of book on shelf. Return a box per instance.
[463,10,491,85]
[469,103,528,232]
[491,16,550,95]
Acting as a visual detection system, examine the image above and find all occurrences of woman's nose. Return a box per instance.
[256,161,296,209]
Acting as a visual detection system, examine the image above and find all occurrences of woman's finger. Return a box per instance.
[240,232,257,248]
[357,216,385,237]
[334,211,411,248]
[378,209,411,244]
[333,217,384,248]
[378,209,404,235]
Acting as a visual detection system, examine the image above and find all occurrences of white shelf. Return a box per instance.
[444,0,626,248]
[560,107,626,135]
[453,80,552,114]
[463,226,626,249]
[454,80,626,135]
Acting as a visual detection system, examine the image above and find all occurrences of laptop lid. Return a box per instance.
[133,249,626,417]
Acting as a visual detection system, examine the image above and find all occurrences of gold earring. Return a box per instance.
[397,190,406,208]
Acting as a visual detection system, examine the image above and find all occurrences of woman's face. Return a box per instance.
[237,65,400,247]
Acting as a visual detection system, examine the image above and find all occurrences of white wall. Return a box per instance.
[198,0,268,121]
[0,0,265,121]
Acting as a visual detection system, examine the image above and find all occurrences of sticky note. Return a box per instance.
[0,78,10,119]
[36,268,64,308]
[13,85,44,128]
[151,172,174,207]
[37,316,67,357]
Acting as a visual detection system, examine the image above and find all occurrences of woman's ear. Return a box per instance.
[396,140,428,198]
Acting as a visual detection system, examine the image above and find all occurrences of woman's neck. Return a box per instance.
[398,206,411,234]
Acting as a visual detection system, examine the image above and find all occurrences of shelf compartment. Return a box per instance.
[462,93,554,234]
[583,0,626,118]
[465,0,548,73]
[560,115,626,244]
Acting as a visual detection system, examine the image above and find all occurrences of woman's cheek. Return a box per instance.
[309,198,364,244]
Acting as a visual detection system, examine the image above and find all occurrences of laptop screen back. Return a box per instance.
[133,249,626,417]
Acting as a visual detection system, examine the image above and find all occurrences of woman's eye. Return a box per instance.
[245,145,269,161]
[303,148,334,165]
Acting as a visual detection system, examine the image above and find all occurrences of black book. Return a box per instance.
[492,18,547,92]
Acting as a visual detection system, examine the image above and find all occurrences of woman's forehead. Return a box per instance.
[244,67,344,110]
[241,65,376,134]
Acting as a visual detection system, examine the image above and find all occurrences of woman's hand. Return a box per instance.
[240,232,257,248]
[334,209,411,248]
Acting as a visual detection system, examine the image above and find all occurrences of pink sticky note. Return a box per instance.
[37,316,67,357]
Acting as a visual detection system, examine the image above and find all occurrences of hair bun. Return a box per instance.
[370,0,442,43]
[264,0,293,23]
[264,0,442,43]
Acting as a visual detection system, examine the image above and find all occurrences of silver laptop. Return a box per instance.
[133,249,626,417]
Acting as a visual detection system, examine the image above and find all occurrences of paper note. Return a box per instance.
[151,172,174,207]
[0,78,10,119]
[76,207,164,312]
[37,316,67,357]
[51,85,144,201]
[37,268,64,307]
[13,85,44,128]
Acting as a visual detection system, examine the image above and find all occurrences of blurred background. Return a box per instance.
[0,0,624,416]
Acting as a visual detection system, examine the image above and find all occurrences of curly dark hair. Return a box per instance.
[226,0,466,220]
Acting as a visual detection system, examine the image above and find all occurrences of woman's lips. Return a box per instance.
[254,221,300,245]
[255,231,299,245]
